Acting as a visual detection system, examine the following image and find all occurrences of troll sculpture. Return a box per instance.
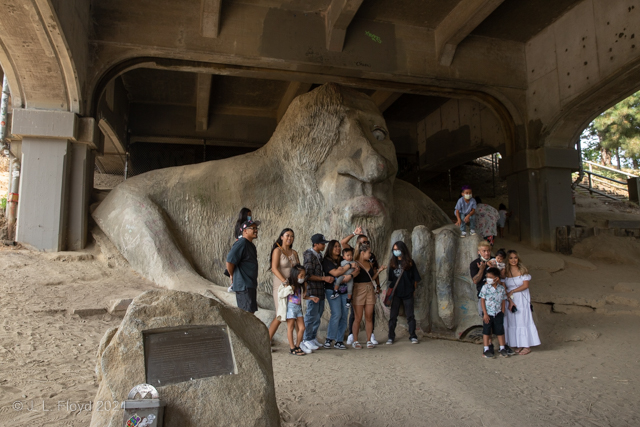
[93,83,482,338]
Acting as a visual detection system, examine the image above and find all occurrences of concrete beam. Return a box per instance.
[435,0,505,66]
[195,73,212,131]
[371,90,401,113]
[130,135,264,149]
[12,109,78,140]
[277,82,312,123]
[210,106,277,119]
[200,0,223,38]
[325,0,364,52]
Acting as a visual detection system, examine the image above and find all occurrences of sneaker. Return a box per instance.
[370,334,379,346]
[505,345,516,356]
[470,230,476,236]
[386,339,393,345]
[312,338,323,348]
[346,334,354,345]
[330,291,339,300]
[483,349,494,358]
[461,232,467,238]
[499,348,509,357]
[410,338,419,344]
[334,342,346,350]
[303,340,319,351]
[346,299,351,308]
[324,339,333,349]
[299,342,313,354]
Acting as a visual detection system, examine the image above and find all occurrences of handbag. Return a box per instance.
[383,270,404,307]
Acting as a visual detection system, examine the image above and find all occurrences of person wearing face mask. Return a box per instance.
[276,265,309,356]
[479,267,513,358]
[385,241,421,345]
[454,185,477,237]
[470,241,516,356]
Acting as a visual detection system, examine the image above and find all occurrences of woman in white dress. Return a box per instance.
[504,250,540,355]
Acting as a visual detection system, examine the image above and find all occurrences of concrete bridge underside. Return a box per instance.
[1,0,640,251]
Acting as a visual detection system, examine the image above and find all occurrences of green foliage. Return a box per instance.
[581,90,640,169]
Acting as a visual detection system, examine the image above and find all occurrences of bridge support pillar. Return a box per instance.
[500,147,580,251]
[12,109,97,251]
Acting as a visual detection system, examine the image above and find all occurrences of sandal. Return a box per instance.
[366,340,375,348]
[289,347,305,356]
[352,341,362,349]
[518,347,531,355]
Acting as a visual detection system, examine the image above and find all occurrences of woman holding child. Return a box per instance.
[322,240,359,350]
[268,228,301,344]
[503,250,540,355]
[351,243,386,349]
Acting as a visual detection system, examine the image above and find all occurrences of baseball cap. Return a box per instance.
[240,220,261,231]
[311,233,329,244]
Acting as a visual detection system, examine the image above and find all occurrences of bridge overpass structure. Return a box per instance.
[0,0,639,252]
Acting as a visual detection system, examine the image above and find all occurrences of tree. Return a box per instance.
[584,91,640,170]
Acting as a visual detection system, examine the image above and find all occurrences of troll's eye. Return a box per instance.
[372,128,387,141]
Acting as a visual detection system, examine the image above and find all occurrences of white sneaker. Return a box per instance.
[461,232,467,238]
[411,338,419,344]
[346,334,354,345]
[312,338,323,348]
[470,230,476,236]
[386,339,393,345]
[299,342,313,354]
[370,334,379,346]
[303,340,319,351]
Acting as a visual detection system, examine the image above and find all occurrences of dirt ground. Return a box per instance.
[0,230,638,426]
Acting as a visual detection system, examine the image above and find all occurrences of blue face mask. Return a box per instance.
[393,250,402,257]
[247,216,252,221]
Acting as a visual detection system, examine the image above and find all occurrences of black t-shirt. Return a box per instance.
[388,262,421,299]
[469,257,488,297]
[322,257,342,290]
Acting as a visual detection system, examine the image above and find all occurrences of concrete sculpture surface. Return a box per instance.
[93,83,480,338]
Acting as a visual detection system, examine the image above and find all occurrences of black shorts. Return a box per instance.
[482,312,505,336]
[236,288,258,313]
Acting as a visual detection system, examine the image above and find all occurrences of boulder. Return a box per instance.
[90,289,280,427]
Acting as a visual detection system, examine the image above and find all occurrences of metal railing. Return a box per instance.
[576,161,638,200]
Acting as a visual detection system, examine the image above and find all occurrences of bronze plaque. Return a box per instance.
[143,325,235,386]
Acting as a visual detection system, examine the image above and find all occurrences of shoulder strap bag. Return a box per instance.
[383,269,404,307]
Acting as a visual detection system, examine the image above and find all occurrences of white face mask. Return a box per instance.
[486,278,496,285]
[464,194,473,200]
[297,278,305,284]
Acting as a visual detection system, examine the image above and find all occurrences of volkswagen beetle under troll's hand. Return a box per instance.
[93,83,482,339]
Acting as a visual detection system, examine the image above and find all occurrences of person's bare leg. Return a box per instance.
[365,304,374,342]
[287,319,295,350]
[268,318,281,340]
[296,317,305,347]
[352,305,364,342]
[498,335,506,346]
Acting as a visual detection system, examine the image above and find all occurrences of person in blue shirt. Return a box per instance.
[454,185,477,237]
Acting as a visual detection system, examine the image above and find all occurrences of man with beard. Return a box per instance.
[341,227,381,345]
